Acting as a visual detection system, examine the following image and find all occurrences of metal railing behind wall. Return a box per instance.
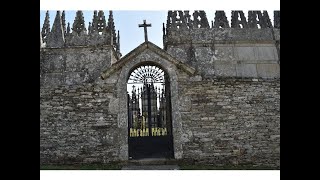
[129,127,167,137]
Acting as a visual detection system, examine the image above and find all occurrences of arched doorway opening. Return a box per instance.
[127,64,174,159]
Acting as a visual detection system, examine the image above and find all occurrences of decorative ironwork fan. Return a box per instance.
[128,65,165,84]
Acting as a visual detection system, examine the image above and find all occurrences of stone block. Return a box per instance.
[236,64,257,77]
[190,75,202,81]
[214,46,236,61]
[167,29,191,44]
[87,34,109,46]
[249,29,273,41]
[230,28,251,41]
[179,96,192,112]
[166,46,188,63]
[212,28,232,41]
[256,64,280,78]
[256,46,277,60]
[195,47,213,62]
[65,34,88,46]
[65,72,83,85]
[108,98,119,114]
[273,29,280,41]
[191,29,214,42]
[270,135,280,140]
[214,62,236,77]
[43,73,64,87]
[235,47,256,60]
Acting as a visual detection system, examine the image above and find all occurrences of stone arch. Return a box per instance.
[116,50,183,160]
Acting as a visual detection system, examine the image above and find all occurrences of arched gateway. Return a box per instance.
[127,64,174,159]
[101,41,195,161]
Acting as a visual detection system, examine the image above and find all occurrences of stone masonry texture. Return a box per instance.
[40,10,280,168]
[177,79,279,167]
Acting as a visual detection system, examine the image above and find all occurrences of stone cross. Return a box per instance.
[139,20,151,42]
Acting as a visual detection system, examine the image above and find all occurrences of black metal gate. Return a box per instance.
[127,65,174,160]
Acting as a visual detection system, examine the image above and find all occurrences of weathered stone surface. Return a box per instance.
[256,46,277,61]
[165,28,275,44]
[274,11,280,29]
[249,29,273,41]
[40,84,119,164]
[41,11,50,44]
[231,11,248,28]
[213,11,230,28]
[166,10,209,30]
[40,10,280,169]
[273,29,280,41]
[42,10,119,50]
[163,11,279,79]
[194,47,215,76]
[166,46,189,63]
[178,79,280,167]
[46,11,65,48]
[236,64,257,77]
[40,46,117,87]
[256,64,280,78]
[235,47,256,60]
[248,11,272,28]
[214,46,236,61]
[214,62,237,77]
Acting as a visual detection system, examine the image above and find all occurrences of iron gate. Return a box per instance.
[127,65,174,159]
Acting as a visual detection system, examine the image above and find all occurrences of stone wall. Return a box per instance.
[40,44,280,168]
[177,78,280,168]
[40,46,118,87]
[40,76,280,168]
[40,81,120,164]
[40,10,280,168]
[164,10,280,79]
[165,28,280,79]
